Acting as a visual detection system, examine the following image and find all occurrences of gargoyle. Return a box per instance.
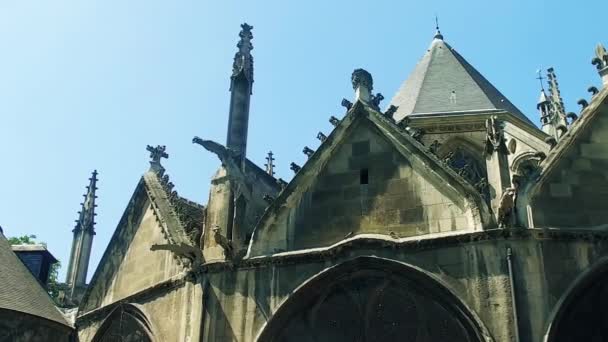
[150,242,204,268]
[192,137,254,203]
[497,188,516,228]
[212,226,234,260]
[485,117,506,155]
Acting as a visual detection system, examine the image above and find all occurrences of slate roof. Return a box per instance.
[0,231,70,326]
[389,35,534,126]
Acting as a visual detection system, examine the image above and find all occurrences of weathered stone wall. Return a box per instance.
[254,121,476,255]
[0,310,72,342]
[81,202,185,312]
[531,108,608,228]
[77,280,202,342]
[201,234,608,342]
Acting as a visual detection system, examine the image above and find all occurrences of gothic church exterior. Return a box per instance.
[57,24,608,341]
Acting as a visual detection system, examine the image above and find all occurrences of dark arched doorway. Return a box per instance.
[257,257,488,342]
[545,260,608,342]
[92,304,155,342]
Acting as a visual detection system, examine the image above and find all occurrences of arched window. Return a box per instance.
[435,139,488,196]
[93,304,154,342]
[257,257,486,342]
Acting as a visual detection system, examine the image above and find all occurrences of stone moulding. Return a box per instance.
[202,228,608,273]
[75,274,189,325]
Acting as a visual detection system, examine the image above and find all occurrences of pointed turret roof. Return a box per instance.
[389,32,534,126]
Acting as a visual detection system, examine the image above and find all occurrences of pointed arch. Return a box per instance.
[544,256,608,342]
[256,256,493,342]
[92,303,156,342]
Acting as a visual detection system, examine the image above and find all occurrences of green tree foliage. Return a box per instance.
[7,234,62,304]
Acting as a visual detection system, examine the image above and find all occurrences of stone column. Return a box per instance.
[484,117,512,224]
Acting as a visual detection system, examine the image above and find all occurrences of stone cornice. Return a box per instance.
[204,228,608,273]
[408,110,547,141]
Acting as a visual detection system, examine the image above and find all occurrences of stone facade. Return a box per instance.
[70,25,608,342]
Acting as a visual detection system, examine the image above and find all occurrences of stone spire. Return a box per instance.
[592,43,608,86]
[65,170,98,301]
[539,68,568,139]
[226,23,254,158]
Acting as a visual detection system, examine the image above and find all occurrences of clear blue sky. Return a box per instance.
[0,0,604,281]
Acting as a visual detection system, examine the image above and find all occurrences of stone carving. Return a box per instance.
[424,122,486,134]
[231,23,254,83]
[146,145,168,172]
[290,162,301,173]
[317,132,327,142]
[592,43,608,70]
[497,188,516,228]
[263,194,275,204]
[442,151,455,165]
[351,68,373,91]
[302,146,314,158]
[484,117,506,155]
[428,140,441,154]
[150,243,204,268]
[474,177,488,198]
[370,93,384,108]
[384,105,398,118]
[329,116,340,127]
[341,98,353,111]
[544,136,557,149]
[577,98,589,109]
[567,112,578,123]
[407,127,424,142]
[588,86,599,96]
[212,226,233,260]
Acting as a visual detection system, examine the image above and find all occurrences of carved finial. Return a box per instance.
[577,98,589,109]
[588,86,599,96]
[341,98,353,111]
[263,194,275,204]
[317,132,327,142]
[384,105,398,118]
[146,145,168,172]
[428,140,441,154]
[370,93,384,109]
[351,68,373,102]
[566,112,578,123]
[329,116,340,127]
[484,117,506,155]
[544,136,558,149]
[302,146,314,158]
[264,151,275,176]
[231,23,254,86]
[290,162,301,173]
[592,43,608,85]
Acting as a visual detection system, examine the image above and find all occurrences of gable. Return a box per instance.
[529,93,608,228]
[250,114,485,256]
[80,180,185,313]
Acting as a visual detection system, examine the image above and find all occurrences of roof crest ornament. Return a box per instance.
[147,144,168,174]
[264,151,275,176]
[434,15,443,40]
